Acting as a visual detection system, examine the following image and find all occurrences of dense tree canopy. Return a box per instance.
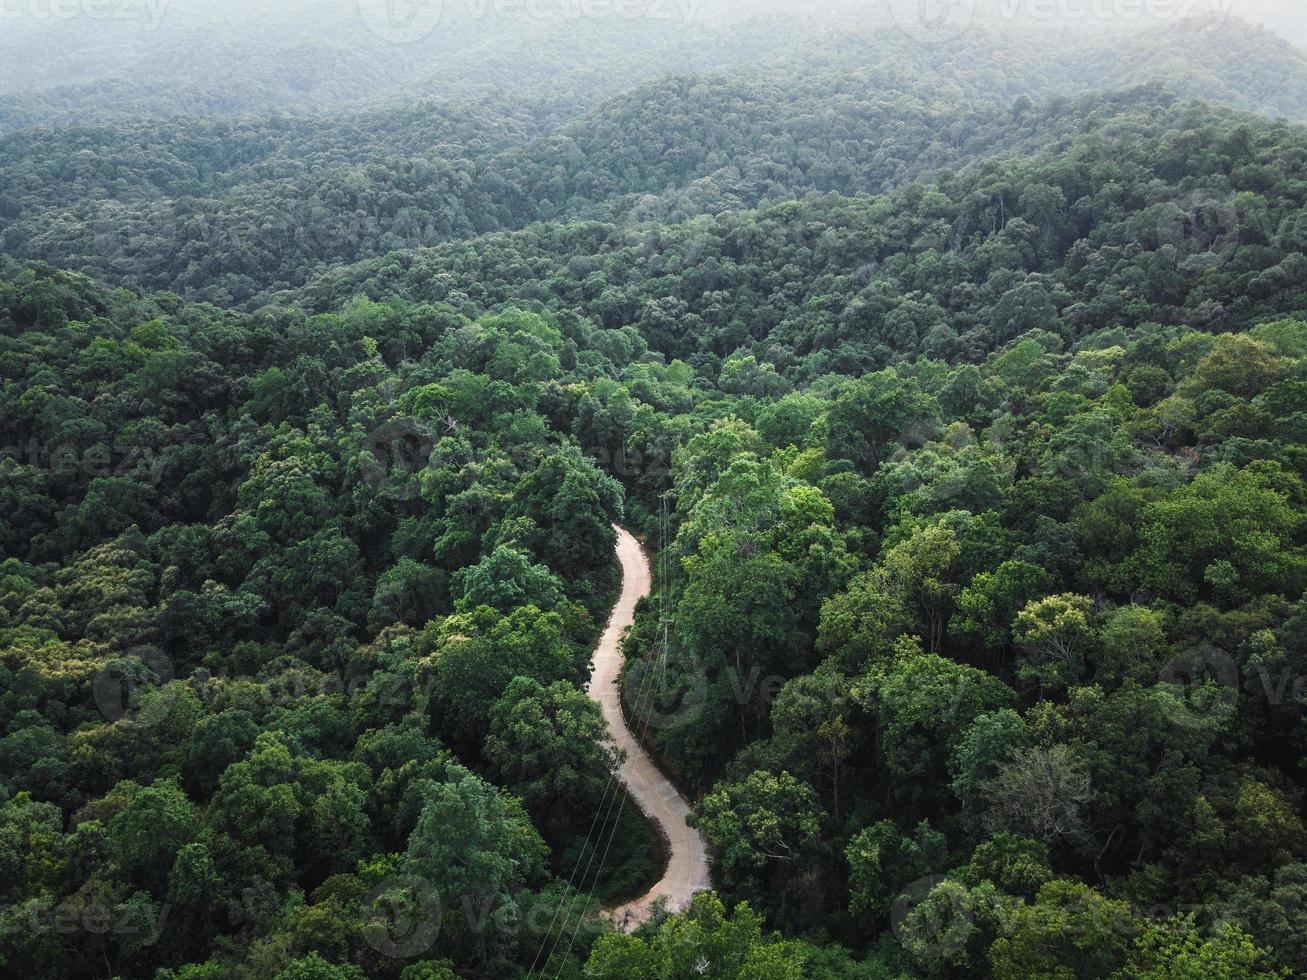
[3,10,1307,979]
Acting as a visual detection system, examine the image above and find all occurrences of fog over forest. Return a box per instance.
[1,0,1304,119]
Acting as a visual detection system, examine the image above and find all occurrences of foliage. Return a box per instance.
[4,15,1307,977]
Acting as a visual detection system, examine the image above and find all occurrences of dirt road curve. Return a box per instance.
[588,525,712,932]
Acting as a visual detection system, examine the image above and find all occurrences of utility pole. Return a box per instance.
[657,492,674,688]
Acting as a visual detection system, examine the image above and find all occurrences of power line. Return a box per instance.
[527,517,669,975]
[550,508,673,976]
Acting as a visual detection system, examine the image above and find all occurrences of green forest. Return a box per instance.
[3,4,1307,979]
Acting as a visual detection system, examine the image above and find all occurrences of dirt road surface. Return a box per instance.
[588,525,712,932]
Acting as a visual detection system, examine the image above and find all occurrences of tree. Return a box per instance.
[816,572,908,668]
[243,529,366,627]
[0,791,65,901]
[847,820,947,918]
[402,765,547,965]
[1204,864,1307,976]
[982,744,1094,849]
[419,604,581,753]
[989,880,1136,979]
[451,546,566,614]
[865,650,1016,812]
[769,668,853,818]
[1012,594,1096,693]
[1121,915,1286,979]
[677,530,804,741]
[207,735,370,885]
[959,834,1053,898]
[274,953,367,980]
[691,771,824,903]
[505,449,622,587]
[825,369,938,477]
[106,778,199,892]
[585,892,813,979]
[1129,463,1306,605]
[950,560,1053,654]
[718,355,792,399]
[756,393,824,449]
[182,710,258,798]
[369,559,449,631]
[484,677,621,839]
[896,877,1012,977]
[874,522,964,653]
[948,709,1032,814]
[1097,605,1168,683]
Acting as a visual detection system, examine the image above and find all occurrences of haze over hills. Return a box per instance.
[0,0,793,128]
[3,12,1307,308]
[2,0,1305,129]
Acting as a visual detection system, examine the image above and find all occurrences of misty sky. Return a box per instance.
[972,0,1304,45]
[0,0,1302,109]
[1,0,1302,44]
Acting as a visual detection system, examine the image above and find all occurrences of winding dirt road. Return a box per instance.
[588,525,712,931]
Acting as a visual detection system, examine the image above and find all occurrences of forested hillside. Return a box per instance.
[0,265,669,978]
[0,1,798,130]
[4,16,1307,308]
[1042,16,1307,122]
[3,7,1307,980]
[290,91,1307,375]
